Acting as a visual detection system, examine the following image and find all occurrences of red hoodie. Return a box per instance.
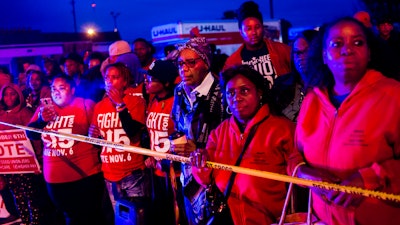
[223,38,291,77]
[296,70,400,225]
[0,83,33,130]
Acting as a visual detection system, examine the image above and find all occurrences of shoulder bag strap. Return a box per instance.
[278,162,306,225]
[224,116,268,198]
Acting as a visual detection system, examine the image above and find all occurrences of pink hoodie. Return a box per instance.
[296,70,400,225]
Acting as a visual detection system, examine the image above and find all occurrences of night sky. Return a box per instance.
[1,0,364,42]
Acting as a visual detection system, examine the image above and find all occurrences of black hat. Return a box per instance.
[237,1,263,28]
[147,60,179,84]
[377,16,393,25]
[64,52,84,65]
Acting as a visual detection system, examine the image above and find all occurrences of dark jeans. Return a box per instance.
[34,174,65,225]
[151,175,176,225]
[151,174,188,225]
[47,173,114,225]
[114,169,151,225]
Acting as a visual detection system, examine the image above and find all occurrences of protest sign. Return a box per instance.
[0,129,40,174]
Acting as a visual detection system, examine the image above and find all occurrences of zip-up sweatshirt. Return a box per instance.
[296,69,400,225]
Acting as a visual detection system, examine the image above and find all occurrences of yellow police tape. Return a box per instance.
[2,121,400,203]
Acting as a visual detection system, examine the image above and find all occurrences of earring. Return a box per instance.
[260,96,263,106]
[226,106,232,115]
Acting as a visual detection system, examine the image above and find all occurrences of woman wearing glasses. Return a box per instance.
[170,37,225,225]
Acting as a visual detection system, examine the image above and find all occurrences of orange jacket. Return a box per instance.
[296,70,400,225]
[223,38,291,77]
[206,105,303,225]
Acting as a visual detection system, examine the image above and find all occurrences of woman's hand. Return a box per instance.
[190,149,212,187]
[40,105,57,122]
[106,86,124,106]
[145,157,157,169]
[326,171,365,208]
[88,124,102,138]
[145,158,164,172]
[297,165,341,203]
[170,139,196,157]
[190,148,209,168]
[26,94,34,107]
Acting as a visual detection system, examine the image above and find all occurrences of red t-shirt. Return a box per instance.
[32,97,102,183]
[92,87,146,182]
[146,96,175,176]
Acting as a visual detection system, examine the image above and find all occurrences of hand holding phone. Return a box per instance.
[40,98,57,122]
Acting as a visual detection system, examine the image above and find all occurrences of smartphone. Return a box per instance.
[40,97,57,120]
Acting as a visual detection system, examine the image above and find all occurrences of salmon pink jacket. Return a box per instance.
[296,69,400,225]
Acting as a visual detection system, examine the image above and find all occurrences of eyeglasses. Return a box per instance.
[293,48,309,58]
[176,58,202,68]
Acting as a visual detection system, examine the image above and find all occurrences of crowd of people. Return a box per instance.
[0,1,400,225]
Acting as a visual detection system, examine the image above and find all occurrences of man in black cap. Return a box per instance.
[146,60,178,94]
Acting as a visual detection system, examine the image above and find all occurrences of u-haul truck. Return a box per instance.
[151,19,289,58]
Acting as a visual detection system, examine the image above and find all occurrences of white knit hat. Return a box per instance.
[108,40,131,56]
[25,64,41,74]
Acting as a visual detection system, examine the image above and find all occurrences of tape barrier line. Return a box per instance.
[2,121,400,203]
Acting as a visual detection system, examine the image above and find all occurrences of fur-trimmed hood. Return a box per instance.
[0,83,26,113]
